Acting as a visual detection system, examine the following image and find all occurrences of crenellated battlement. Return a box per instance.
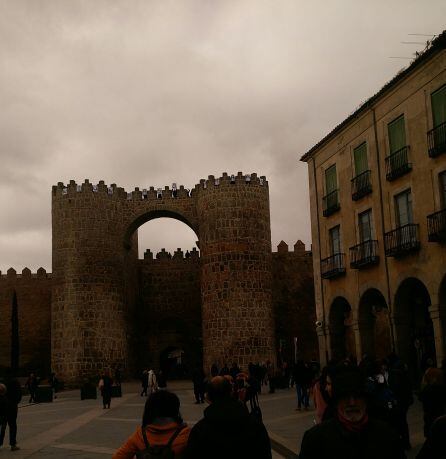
[52,172,268,200]
[0,267,51,279]
[141,247,200,262]
[273,240,312,257]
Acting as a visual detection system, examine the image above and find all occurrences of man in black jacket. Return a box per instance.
[0,378,22,451]
[299,367,406,459]
[186,376,272,459]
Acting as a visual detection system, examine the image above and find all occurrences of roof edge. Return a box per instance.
[300,30,446,163]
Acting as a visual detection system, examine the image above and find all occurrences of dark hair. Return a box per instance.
[206,376,232,402]
[142,391,182,426]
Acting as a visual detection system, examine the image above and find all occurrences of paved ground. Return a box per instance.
[0,381,425,458]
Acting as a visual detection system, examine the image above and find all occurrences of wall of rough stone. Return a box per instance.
[136,247,202,373]
[0,268,51,374]
[272,241,318,363]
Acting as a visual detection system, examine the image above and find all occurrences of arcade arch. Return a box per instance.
[394,278,434,382]
[358,289,391,359]
[328,297,355,361]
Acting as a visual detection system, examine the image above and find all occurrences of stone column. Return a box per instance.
[429,304,446,366]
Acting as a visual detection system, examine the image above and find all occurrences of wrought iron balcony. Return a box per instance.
[428,122,446,158]
[427,208,446,242]
[385,146,412,181]
[321,253,346,279]
[384,223,420,257]
[351,170,372,201]
[322,189,340,217]
[349,240,380,269]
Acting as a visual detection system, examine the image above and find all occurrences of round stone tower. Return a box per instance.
[51,172,276,383]
[196,172,276,370]
[51,180,133,383]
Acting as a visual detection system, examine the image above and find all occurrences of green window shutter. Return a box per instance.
[325,165,337,194]
[353,143,368,175]
[330,226,341,254]
[432,85,446,127]
[359,210,372,242]
[395,190,412,226]
[388,115,406,154]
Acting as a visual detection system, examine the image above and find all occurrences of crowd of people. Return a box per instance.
[1,355,445,457]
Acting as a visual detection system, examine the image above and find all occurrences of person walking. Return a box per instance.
[113,390,190,458]
[418,368,446,437]
[185,376,272,459]
[148,368,158,394]
[99,370,113,409]
[141,370,149,396]
[299,367,406,459]
[0,378,22,452]
[293,360,310,410]
[157,370,167,390]
[25,373,37,403]
[192,367,206,404]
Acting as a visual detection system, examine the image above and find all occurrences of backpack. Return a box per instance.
[249,392,263,422]
[136,424,185,459]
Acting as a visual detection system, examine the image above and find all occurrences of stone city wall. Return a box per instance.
[0,268,51,374]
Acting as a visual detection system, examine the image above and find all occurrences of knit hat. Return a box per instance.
[331,367,367,402]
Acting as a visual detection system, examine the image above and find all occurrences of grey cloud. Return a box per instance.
[0,0,445,270]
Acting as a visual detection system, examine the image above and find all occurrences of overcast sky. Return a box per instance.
[0,0,445,271]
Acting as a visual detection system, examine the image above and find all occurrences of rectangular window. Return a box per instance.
[432,85,446,128]
[353,142,368,176]
[395,190,413,227]
[325,165,337,194]
[358,209,373,242]
[388,115,407,154]
[440,171,446,209]
[329,225,341,255]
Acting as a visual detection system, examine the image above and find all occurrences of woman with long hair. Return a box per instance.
[113,390,190,458]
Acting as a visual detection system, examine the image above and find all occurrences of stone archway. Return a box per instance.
[394,277,435,382]
[51,174,276,383]
[328,297,355,362]
[358,289,391,359]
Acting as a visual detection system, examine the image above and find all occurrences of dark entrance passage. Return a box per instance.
[394,278,435,383]
[329,297,355,362]
[358,289,391,359]
[159,347,185,379]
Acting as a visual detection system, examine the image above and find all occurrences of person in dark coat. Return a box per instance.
[185,376,272,459]
[0,378,22,451]
[210,363,219,378]
[299,367,406,459]
[416,415,446,459]
[418,368,446,437]
[140,370,149,397]
[25,373,38,403]
[192,367,206,404]
[388,358,413,450]
[100,370,113,409]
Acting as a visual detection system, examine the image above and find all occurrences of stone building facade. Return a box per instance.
[301,31,446,380]
[0,172,316,383]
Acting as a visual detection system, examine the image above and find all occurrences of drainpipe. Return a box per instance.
[312,158,329,363]
[371,107,396,351]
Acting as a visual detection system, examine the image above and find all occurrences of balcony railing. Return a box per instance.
[427,208,446,242]
[321,253,346,279]
[428,122,446,158]
[349,240,380,269]
[384,223,420,257]
[351,170,372,201]
[322,189,340,217]
[385,146,412,181]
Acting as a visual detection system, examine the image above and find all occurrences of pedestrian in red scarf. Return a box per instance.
[299,367,406,459]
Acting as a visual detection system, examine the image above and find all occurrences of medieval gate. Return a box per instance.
[51,172,276,383]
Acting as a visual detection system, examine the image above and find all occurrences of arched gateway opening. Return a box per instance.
[329,297,355,362]
[51,175,276,383]
[394,278,435,382]
[133,217,202,379]
[358,289,391,359]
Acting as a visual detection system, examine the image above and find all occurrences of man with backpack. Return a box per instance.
[185,376,272,459]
